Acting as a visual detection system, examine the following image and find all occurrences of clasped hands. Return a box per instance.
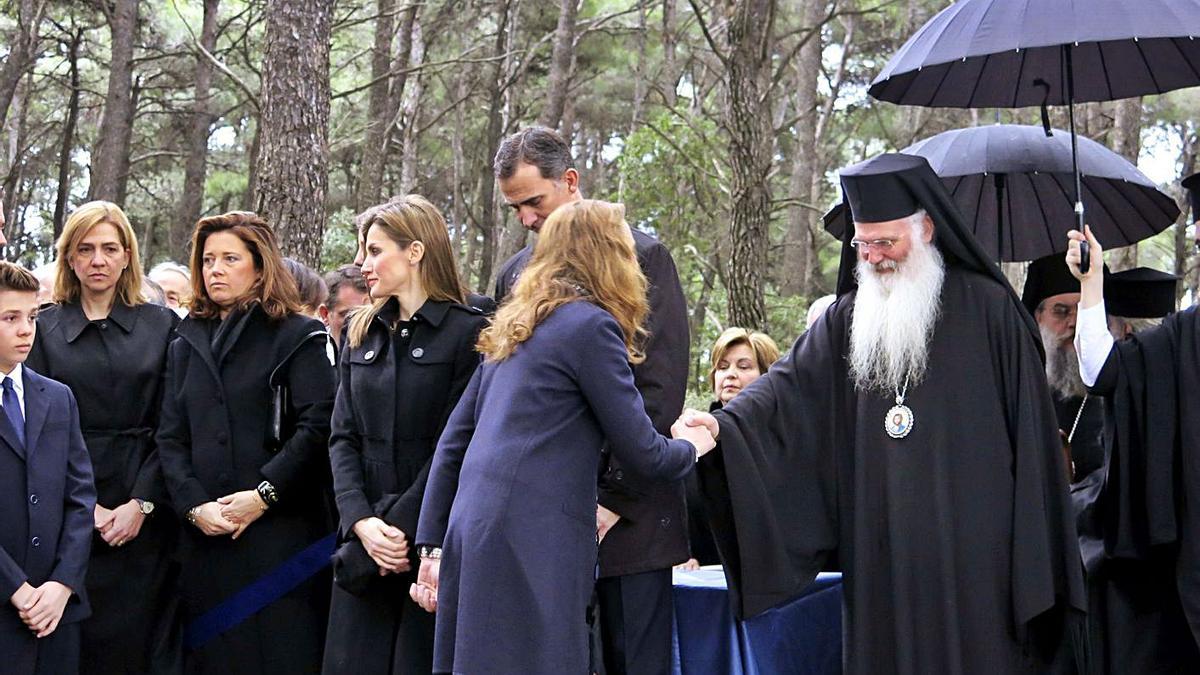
[353,516,412,575]
[10,580,71,638]
[671,409,720,457]
[94,499,146,548]
[190,490,269,540]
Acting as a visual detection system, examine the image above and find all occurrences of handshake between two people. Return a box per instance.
[671,409,721,459]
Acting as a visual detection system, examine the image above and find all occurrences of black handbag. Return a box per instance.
[267,330,331,452]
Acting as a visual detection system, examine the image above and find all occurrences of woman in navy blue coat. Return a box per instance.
[411,200,715,674]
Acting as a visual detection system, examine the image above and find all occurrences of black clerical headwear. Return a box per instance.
[840,156,922,223]
[1183,173,1200,225]
[830,153,1043,354]
[1105,267,1178,319]
[1022,252,1176,319]
[1021,253,1109,315]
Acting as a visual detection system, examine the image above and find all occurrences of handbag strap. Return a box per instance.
[268,330,331,387]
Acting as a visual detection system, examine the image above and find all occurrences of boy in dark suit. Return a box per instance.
[0,261,95,674]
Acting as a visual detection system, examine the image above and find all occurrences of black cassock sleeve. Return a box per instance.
[1088,306,1200,643]
[697,300,845,620]
[1088,309,1188,558]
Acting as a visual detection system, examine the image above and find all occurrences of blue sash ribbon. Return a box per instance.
[183,533,336,651]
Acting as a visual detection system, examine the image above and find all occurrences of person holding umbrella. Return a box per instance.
[1068,222,1200,662]
[682,153,1085,674]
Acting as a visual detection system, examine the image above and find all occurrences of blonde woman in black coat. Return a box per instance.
[157,212,336,674]
[27,201,180,674]
[323,196,487,675]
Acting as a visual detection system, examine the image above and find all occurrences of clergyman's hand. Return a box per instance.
[1066,225,1104,308]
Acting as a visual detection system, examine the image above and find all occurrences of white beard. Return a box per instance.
[1041,324,1087,399]
[848,232,945,394]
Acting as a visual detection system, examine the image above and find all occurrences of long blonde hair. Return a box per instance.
[348,195,467,348]
[54,201,147,305]
[478,199,648,363]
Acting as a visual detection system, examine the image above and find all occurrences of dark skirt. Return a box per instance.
[323,572,434,675]
[80,517,181,674]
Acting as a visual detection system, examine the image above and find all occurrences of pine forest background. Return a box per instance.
[2,0,1198,394]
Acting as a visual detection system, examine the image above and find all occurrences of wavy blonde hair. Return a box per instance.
[478,199,648,363]
[348,195,467,348]
[54,201,147,305]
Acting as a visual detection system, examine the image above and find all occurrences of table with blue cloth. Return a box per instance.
[671,568,843,675]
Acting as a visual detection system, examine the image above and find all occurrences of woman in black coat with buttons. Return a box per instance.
[27,201,180,674]
[323,195,488,675]
[157,211,336,674]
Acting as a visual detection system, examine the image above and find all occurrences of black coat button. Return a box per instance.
[412,347,424,358]
[28,494,37,505]
[31,536,40,547]
[614,470,624,481]
[659,517,671,528]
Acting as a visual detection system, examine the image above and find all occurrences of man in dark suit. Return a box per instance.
[0,261,96,675]
[492,127,691,675]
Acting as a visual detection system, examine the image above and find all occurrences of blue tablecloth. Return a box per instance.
[671,568,843,675]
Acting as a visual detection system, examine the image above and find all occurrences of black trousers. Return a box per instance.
[595,569,674,675]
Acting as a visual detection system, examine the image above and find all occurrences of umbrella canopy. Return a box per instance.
[868,0,1200,107]
[824,124,1180,262]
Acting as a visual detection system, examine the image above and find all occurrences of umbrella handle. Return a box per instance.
[1079,241,1090,277]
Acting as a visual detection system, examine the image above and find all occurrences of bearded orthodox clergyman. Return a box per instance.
[1022,254,1108,482]
[685,154,1086,674]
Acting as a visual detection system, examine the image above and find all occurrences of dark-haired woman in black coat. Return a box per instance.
[27,201,181,674]
[323,196,487,675]
[158,212,336,675]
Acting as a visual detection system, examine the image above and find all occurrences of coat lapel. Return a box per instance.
[22,369,49,457]
[176,317,223,385]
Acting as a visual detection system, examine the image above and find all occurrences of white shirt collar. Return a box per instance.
[1,363,24,396]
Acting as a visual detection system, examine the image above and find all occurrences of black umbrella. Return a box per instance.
[867,0,1200,265]
[824,125,1180,262]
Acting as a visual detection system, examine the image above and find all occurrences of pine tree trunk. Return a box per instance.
[89,0,140,204]
[254,0,333,267]
[397,17,426,195]
[537,0,579,131]
[1107,97,1143,272]
[355,0,398,210]
[0,0,44,130]
[1174,130,1197,306]
[53,27,83,239]
[173,0,221,258]
[780,0,822,298]
[722,0,776,331]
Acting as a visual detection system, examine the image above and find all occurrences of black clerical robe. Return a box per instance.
[1086,305,1200,668]
[698,266,1086,674]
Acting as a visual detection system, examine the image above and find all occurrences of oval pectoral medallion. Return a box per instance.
[885,404,914,439]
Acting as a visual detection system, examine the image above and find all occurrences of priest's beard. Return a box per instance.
[1041,324,1087,399]
[848,227,945,395]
